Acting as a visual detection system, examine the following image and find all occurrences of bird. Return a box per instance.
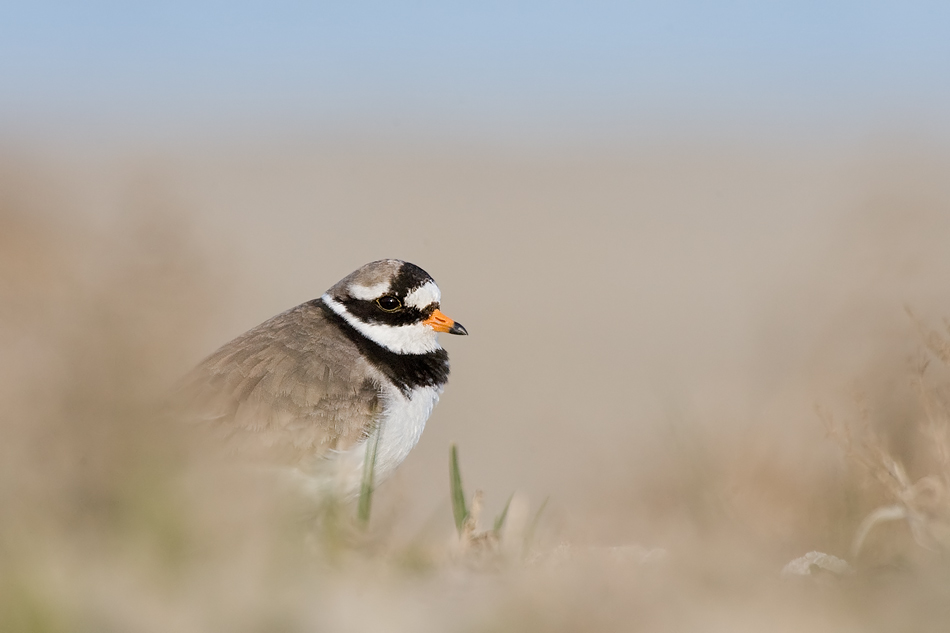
[176,259,467,499]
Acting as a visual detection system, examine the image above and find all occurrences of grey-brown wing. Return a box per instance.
[176,302,380,465]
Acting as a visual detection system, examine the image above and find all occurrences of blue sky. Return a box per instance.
[3,2,949,142]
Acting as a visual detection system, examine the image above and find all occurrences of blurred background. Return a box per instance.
[3,3,950,631]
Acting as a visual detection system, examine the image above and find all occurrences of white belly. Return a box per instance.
[371,384,442,481]
[295,384,442,499]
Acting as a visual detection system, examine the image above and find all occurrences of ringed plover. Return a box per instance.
[179,259,467,498]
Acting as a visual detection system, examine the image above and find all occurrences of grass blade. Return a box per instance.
[357,423,382,526]
[493,493,514,534]
[449,443,468,534]
[523,496,550,554]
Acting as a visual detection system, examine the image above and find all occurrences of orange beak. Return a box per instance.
[423,308,468,335]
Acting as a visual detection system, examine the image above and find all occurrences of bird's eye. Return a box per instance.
[376,296,402,312]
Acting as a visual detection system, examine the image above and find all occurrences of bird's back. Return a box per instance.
[176,300,382,467]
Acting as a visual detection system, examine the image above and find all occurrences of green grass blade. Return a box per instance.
[449,443,468,534]
[357,423,382,526]
[493,493,514,534]
[523,496,550,553]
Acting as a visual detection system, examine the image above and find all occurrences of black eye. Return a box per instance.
[376,296,402,312]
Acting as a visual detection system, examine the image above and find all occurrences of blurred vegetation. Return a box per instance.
[2,145,950,632]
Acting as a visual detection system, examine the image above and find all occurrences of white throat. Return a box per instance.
[322,294,443,355]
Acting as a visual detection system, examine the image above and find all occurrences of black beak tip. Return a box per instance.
[449,322,468,336]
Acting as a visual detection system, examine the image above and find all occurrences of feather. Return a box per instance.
[175,301,380,466]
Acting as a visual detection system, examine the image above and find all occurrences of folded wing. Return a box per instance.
[175,301,380,465]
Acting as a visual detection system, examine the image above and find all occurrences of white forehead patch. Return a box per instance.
[405,281,441,310]
[348,281,391,300]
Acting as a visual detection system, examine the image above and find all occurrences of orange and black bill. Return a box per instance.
[423,309,468,335]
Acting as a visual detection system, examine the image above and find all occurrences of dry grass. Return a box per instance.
[2,141,950,632]
[819,314,950,563]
